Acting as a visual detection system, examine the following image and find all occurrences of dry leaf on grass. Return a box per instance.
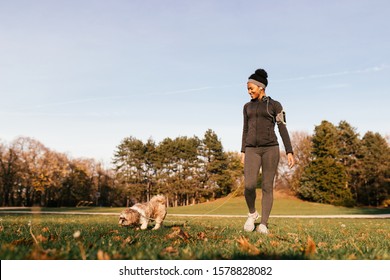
[236,236,260,256]
[97,250,110,260]
[304,236,316,256]
[197,232,207,241]
[12,238,33,246]
[333,243,343,250]
[122,236,133,245]
[41,227,50,233]
[36,234,48,243]
[29,248,57,260]
[166,227,190,240]
[112,235,122,242]
[317,242,328,248]
[160,246,179,256]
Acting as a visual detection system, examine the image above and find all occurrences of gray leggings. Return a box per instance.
[244,146,280,225]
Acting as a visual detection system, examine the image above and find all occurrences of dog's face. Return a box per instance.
[118,209,140,227]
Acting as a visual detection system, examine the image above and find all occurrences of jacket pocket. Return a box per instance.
[266,126,278,144]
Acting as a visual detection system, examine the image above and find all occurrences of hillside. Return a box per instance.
[167,190,390,216]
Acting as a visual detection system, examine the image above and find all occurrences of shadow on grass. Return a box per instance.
[347,207,390,215]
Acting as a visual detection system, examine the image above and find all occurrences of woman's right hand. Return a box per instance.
[241,153,245,165]
[287,153,295,169]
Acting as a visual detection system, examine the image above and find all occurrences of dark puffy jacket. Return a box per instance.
[241,96,293,154]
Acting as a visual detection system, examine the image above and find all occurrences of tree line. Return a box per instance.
[112,129,240,207]
[279,121,390,207]
[0,130,241,207]
[1,122,389,208]
[0,137,119,207]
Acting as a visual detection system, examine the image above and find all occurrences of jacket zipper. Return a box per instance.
[255,102,260,146]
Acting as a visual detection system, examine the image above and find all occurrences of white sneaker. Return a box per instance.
[256,223,269,234]
[243,211,259,232]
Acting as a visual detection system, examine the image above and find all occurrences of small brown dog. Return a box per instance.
[118,195,167,230]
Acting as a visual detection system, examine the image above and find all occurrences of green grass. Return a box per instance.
[168,194,390,216]
[1,205,389,259]
[0,215,389,260]
[1,193,389,260]
[2,191,389,216]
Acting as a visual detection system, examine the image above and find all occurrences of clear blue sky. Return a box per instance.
[1,0,389,165]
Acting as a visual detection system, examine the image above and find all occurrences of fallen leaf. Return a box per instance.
[333,244,343,250]
[317,242,328,248]
[29,248,57,260]
[304,236,316,257]
[166,227,190,240]
[12,238,33,246]
[160,246,178,256]
[172,239,183,246]
[36,234,48,243]
[112,235,122,242]
[236,236,260,256]
[122,236,133,245]
[41,227,50,233]
[197,232,207,240]
[78,243,87,260]
[97,250,110,260]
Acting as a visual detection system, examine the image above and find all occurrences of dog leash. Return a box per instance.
[164,186,242,225]
[122,186,242,228]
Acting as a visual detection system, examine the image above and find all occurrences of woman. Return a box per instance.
[241,68,295,234]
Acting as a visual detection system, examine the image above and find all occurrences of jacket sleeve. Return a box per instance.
[241,104,248,153]
[274,101,293,154]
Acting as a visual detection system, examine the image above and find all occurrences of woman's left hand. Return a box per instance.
[287,153,295,169]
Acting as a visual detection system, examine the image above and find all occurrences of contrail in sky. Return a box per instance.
[146,85,236,96]
[27,85,238,109]
[11,64,388,111]
[274,64,388,82]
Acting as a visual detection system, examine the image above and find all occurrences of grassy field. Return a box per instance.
[167,192,390,216]
[3,191,389,216]
[1,193,389,260]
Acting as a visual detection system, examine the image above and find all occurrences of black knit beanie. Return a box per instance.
[248,69,268,88]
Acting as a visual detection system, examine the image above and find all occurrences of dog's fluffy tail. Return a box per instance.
[151,194,167,205]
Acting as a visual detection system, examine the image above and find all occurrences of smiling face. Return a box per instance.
[247,82,265,100]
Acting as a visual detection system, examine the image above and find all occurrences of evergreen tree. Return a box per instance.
[358,132,390,206]
[113,136,146,201]
[143,138,158,200]
[201,129,232,197]
[298,121,354,206]
[337,121,362,201]
[225,151,244,195]
[156,136,202,206]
